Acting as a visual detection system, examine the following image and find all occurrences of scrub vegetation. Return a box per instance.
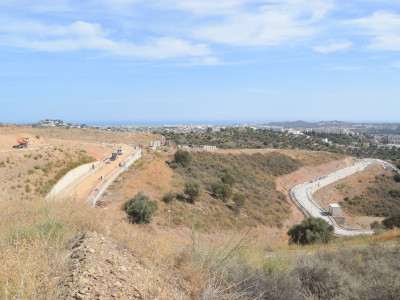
[159,128,400,161]
[168,150,303,229]
[340,173,400,217]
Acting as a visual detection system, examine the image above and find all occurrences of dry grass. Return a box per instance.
[0,146,94,200]
[0,194,106,299]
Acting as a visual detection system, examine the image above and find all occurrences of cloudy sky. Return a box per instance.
[1,0,399,124]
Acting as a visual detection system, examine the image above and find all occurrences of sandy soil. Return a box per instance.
[58,145,135,201]
[0,132,49,150]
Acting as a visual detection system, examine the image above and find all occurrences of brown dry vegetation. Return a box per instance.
[28,127,159,145]
[0,147,94,200]
[1,129,400,299]
[102,148,348,243]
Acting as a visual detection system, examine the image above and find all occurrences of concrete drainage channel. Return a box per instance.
[87,148,141,206]
[290,158,397,236]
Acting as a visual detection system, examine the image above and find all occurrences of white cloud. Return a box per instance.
[350,11,400,51]
[0,20,210,59]
[313,40,352,53]
[99,0,334,47]
[393,62,400,68]
[180,0,334,46]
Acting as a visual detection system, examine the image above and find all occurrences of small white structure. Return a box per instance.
[150,141,161,147]
[329,204,341,216]
[202,145,217,150]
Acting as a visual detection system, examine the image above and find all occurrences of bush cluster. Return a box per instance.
[174,149,192,167]
[124,192,158,224]
[184,180,202,203]
[287,217,334,245]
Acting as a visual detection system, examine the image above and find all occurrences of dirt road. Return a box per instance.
[54,145,136,201]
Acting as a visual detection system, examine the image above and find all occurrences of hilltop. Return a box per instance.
[0,127,399,299]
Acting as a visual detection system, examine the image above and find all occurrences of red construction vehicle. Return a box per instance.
[13,137,29,148]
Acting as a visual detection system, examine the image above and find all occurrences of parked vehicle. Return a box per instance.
[117,147,125,155]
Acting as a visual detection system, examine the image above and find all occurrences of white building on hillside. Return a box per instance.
[202,145,217,150]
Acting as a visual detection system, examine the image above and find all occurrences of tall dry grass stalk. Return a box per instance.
[0,194,105,299]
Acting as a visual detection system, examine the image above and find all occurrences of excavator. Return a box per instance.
[13,137,29,148]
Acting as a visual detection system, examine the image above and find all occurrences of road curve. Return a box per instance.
[290,158,396,236]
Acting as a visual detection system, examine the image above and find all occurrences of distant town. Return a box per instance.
[31,119,400,148]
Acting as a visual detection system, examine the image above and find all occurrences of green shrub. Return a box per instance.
[394,173,400,183]
[41,182,52,194]
[212,182,232,202]
[287,217,334,245]
[221,171,237,187]
[370,220,385,231]
[233,193,246,208]
[382,213,400,229]
[389,189,400,198]
[162,191,176,203]
[124,192,158,224]
[174,149,193,167]
[184,180,202,203]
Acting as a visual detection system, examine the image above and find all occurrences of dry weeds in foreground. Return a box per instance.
[0,194,106,299]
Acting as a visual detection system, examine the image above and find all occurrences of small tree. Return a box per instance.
[393,173,400,183]
[382,213,400,229]
[184,180,202,203]
[124,192,158,224]
[162,191,176,203]
[233,193,246,208]
[370,220,385,231]
[221,172,237,187]
[287,217,334,245]
[212,182,233,202]
[389,189,400,198]
[174,149,193,167]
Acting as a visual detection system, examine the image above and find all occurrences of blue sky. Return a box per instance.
[1,0,400,124]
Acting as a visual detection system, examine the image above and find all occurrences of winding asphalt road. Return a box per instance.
[290,158,396,236]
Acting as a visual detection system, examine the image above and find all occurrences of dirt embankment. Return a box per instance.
[276,156,359,230]
[56,232,185,300]
[0,132,48,150]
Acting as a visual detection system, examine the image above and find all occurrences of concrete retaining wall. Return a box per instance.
[90,149,141,205]
[47,161,100,199]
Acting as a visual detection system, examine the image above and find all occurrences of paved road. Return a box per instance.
[87,148,141,206]
[290,159,396,236]
[52,145,136,201]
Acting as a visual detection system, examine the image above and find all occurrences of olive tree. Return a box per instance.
[184,180,202,203]
[174,149,193,167]
[287,217,334,245]
[124,192,158,224]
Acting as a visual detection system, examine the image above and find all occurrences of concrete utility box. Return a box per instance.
[329,204,341,216]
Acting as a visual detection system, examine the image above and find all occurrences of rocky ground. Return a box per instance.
[56,231,185,300]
